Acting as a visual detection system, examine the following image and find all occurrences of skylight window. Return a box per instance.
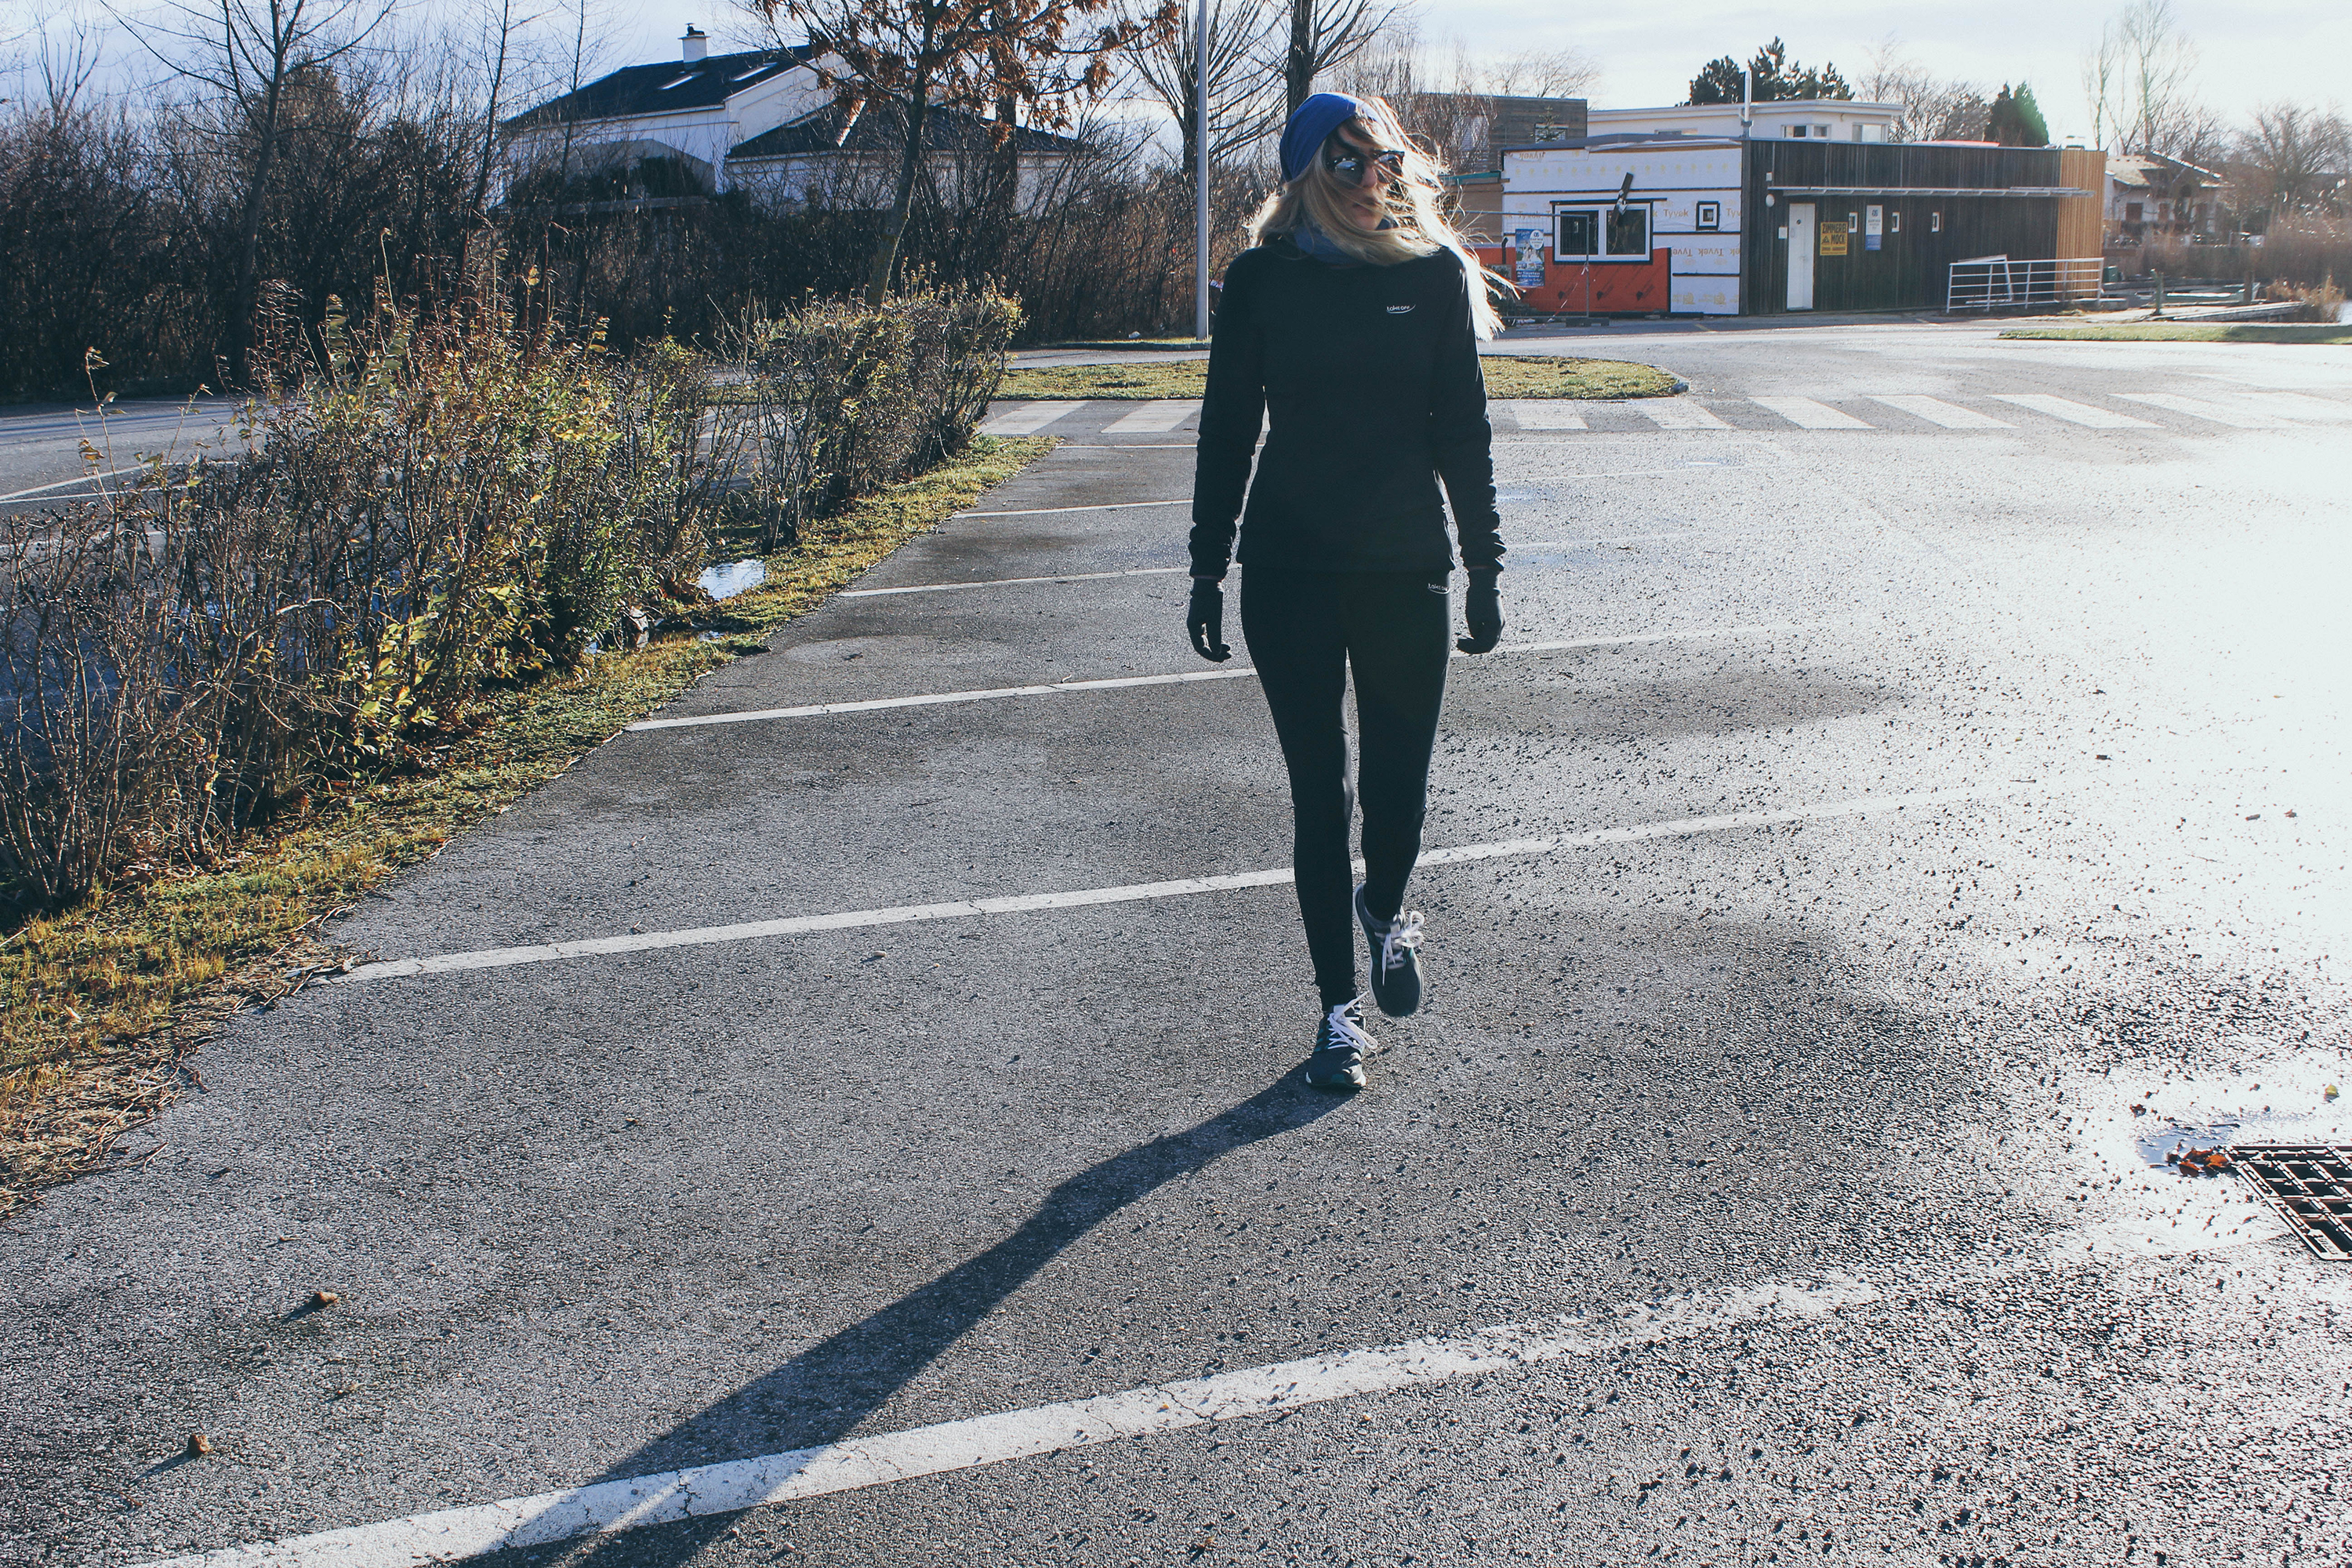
[659,73,699,90]
[731,64,776,82]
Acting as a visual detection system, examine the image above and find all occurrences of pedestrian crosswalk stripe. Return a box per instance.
[978,401,1087,435]
[329,781,2048,982]
[1103,400,1200,434]
[2238,391,2352,423]
[2115,392,2288,429]
[1991,394,2157,429]
[1752,396,1871,430]
[1869,395,2013,430]
[1636,398,1731,430]
[1508,401,1590,430]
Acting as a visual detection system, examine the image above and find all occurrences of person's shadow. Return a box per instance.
[529,1074,1351,1564]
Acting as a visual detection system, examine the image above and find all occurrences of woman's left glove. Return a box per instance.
[1456,570,1503,655]
[1187,578,1232,662]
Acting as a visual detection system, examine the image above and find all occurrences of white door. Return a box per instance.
[1788,203,1816,310]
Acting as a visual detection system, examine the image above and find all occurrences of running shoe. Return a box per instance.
[1355,885,1425,1018]
[1306,998,1375,1091]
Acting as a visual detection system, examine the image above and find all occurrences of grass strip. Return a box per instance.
[2001,323,2352,345]
[0,434,1053,1218]
[996,355,1680,401]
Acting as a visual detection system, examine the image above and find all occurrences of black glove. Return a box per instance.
[1456,570,1502,655]
[1187,578,1232,662]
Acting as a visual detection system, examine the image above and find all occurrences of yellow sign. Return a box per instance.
[1819,221,1849,256]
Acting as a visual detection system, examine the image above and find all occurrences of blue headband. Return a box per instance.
[1279,93,1370,183]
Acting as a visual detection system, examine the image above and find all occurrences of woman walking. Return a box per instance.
[1185,92,1508,1091]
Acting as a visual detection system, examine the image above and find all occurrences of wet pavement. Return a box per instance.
[5,325,2351,1566]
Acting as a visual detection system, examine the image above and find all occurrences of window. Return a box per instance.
[1555,206,1651,261]
[2125,201,2143,223]
[1557,209,1598,257]
[1930,211,1942,232]
[1846,211,1859,235]
[1696,201,1721,230]
[1888,211,1901,232]
[1815,125,1831,138]
[659,74,699,90]
[1606,205,1649,256]
[1860,124,1886,142]
[1785,125,1807,137]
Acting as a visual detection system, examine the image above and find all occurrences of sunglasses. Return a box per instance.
[1325,147,1406,182]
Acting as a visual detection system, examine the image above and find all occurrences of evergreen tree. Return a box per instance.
[1987,82,2050,146]
[1686,39,1853,106]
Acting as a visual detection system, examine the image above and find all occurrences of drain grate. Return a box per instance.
[2230,1145,2352,1261]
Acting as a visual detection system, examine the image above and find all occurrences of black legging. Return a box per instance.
[1241,567,1452,1009]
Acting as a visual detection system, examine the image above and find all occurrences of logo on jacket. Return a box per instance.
[1386,304,1415,314]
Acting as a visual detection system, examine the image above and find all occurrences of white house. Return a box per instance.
[503,27,1087,212]
[1585,99,1901,145]
[505,30,833,196]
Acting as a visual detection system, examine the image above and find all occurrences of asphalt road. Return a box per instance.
[8,325,2352,1567]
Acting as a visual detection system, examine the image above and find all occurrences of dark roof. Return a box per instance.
[728,102,1081,160]
[506,45,817,129]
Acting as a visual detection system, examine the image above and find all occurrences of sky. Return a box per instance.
[8,0,2347,142]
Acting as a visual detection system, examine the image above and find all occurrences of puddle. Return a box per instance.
[2034,1047,2352,1258]
[699,559,767,600]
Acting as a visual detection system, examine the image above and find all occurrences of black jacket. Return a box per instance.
[1188,237,1503,580]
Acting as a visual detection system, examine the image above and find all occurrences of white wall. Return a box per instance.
[1587,101,1898,143]
[1503,143,1745,314]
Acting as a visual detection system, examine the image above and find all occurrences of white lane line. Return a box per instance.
[625,666,1258,730]
[1103,400,1200,434]
[1504,401,1589,430]
[331,782,2040,983]
[1635,397,1732,430]
[978,401,1087,436]
[131,1276,1875,1568]
[624,620,1823,732]
[0,463,150,502]
[2114,392,2288,429]
[1052,443,1197,450]
[1992,394,2158,430]
[839,567,1186,598]
[1868,395,2012,430]
[955,499,1188,518]
[1751,396,1872,430]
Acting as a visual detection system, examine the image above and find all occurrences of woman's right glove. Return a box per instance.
[1456,570,1503,655]
[1187,578,1232,662]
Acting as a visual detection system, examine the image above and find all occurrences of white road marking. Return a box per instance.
[1868,395,2012,430]
[331,782,2042,982]
[1052,443,1197,450]
[625,620,1822,732]
[1751,396,1871,430]
[978,402,1087,436]
[839,568,1187,598]
[1635,398,1732,430]
[1992,394,2158,429]
[955,499,1188,518]
[2235,391,2352,423]
[130,1276,1876,1568]
[1103,400,1200,434]
[0,463,150,501]
[1504,401,1590,430]
[625,667,1258,730]
[2114,392,2287,429]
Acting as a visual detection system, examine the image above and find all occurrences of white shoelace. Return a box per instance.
[1377,909,1425,975]
[1322,1000,1377,1054]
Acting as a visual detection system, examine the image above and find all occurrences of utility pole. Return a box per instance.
[1194,0,1211,339]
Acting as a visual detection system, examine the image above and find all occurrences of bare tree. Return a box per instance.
[115,0,397,381]
[2114,0,2197,154]
[2241,103,2350,216]
[1863,35,1988,143]
[751,0,1175,304]
[1283,0,1392,121]
[461,0,541,260]
[1483,46,1597,100]
[1123,0,1283,172]
[2081,19,2122,151]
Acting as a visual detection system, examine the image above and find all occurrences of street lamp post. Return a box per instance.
[1194,0,1210,340]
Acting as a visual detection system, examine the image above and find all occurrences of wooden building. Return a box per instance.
[1489,132,2103,316]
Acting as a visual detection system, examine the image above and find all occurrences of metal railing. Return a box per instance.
[1945,256,2104,313]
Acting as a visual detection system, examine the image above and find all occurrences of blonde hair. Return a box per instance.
[1247,96,1512,339]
